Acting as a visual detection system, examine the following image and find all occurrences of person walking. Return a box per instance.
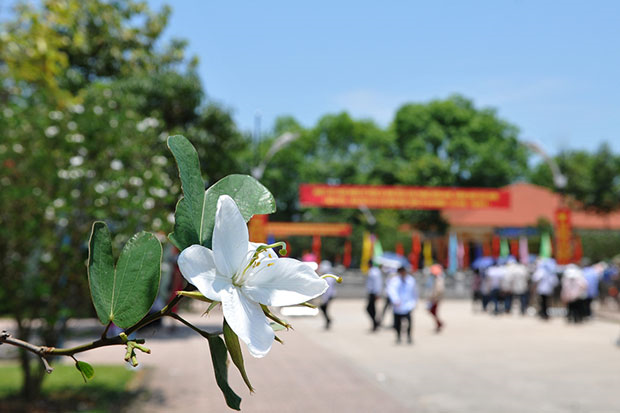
[366,261,383,332]
[387,266,418,344]
[500,259,515,314]
[506,257,530,315]
[561,264,588,323]
[427,264,445,332]
[486,263,505,315]
[532,258,558,320]
[318,260,336,329]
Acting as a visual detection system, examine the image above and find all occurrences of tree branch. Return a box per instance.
[0,292,187,363]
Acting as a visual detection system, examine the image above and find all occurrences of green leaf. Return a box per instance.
[223,320,254,392]
[200,174,276,248]
[167,135,204,250]
[207,335,242,410]
[167,135,276,250]
[88,222,162,329]
[75,361,95,382]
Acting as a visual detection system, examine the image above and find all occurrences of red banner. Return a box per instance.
[555,208,572,264]
[266,222,352,237]
[299,184,510,209]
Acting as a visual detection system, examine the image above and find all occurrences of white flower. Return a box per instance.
[178,195,328,357]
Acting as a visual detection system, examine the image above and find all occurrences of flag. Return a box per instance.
[343,240,352,268]
[448,233,458,274]
[482,239,491,257]
[312,235,321,264]
[540,232,552,258]
[423,239,433,267]
[409,234,421,270]
[510,239,519,258]
[372,235,383,266]
[500,238,509,258]
[519,236,529,264]
[457,240,465,268]
[360,232,372,273]
[492,235,500,258]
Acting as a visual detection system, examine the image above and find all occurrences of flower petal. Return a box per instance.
[221,287,274,358]
[212,195,250,278]
[242,258,329,307]
[178,245,231,301]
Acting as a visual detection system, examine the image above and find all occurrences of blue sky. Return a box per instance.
[155,1,618,154]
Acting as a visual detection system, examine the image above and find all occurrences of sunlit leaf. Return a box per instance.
[167,135,204,250]
[75,361,95,382]
[88,222,162,329]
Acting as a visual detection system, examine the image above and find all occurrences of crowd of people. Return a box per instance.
[313,255,619,346]
[472,256,617,322]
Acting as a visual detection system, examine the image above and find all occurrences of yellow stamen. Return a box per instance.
[321,274,343,283]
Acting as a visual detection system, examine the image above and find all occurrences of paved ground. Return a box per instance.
[3,299,620,412]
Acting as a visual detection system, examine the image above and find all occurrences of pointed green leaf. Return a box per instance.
[207,335,242,410]
[167,135,204,249]
[75,361,95,382]
[88,222,116,325]
[88,222,163,329]
[167,135,276,250]
[223,320,254,392]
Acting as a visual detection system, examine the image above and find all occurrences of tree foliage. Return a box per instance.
[258,96,527,263]
[530,143,620,214]
[0,0,245,398]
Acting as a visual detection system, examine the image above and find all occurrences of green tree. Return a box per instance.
[393,94,528,188]
[0,0,246,398]
[530,143,620,214]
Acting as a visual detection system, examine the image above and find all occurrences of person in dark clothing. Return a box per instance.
[366,261,383,331]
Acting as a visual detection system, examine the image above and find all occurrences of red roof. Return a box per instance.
[442,182,620,230]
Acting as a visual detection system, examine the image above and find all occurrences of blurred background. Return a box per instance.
[1,1,620,412]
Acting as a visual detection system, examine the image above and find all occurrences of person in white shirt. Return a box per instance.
[387,266,418,344]
[486,264,505,315]
[366,262,383,332]
[500,260,515,314]
[532,258,559,320]
[561,264,588,323]
[505,258,530,315]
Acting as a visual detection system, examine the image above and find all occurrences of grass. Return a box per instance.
[0,363,142,413]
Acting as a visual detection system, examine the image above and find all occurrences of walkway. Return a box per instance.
[15,299,620,412]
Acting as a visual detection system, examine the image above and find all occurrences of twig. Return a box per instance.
[101,321,113,340]
[0,330,54,373]
[167,313,220,339]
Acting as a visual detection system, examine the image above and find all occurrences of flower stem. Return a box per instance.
[167,313,220,339]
